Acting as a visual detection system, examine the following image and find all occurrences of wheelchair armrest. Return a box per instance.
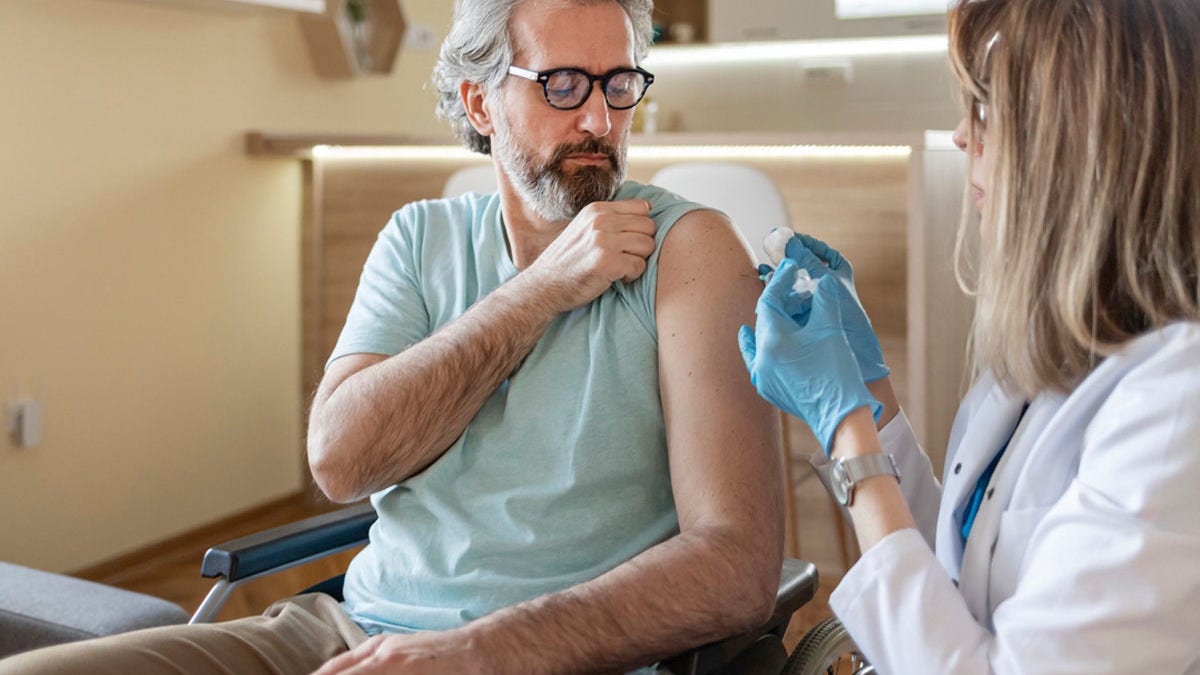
[200,502,377,582]
[657,558,818,675]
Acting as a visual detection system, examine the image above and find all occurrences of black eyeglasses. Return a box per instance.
[507,65,655,111]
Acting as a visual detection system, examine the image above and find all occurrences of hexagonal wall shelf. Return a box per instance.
[299,0,407,77]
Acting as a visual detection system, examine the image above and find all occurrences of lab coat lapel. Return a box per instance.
[956,394,1064,625]
[934,380,1025,616]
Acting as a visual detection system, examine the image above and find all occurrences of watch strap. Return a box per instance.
[834,452,901,506]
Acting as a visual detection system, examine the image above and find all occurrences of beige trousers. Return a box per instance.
[0,593,368,675]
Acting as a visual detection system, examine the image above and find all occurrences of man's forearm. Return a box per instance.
[308,272,561,502]
[460,526,780,675]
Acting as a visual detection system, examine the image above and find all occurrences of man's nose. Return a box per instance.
[577,83,612,137]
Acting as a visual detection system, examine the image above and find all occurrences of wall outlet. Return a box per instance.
[404,23,438,51]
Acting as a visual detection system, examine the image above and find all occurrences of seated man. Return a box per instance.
[0,1,782,673]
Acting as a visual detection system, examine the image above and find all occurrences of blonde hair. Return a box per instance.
[949,0,1200,397]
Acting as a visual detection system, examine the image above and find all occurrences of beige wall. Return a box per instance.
[0,0,958,574]
[0,0,453,573]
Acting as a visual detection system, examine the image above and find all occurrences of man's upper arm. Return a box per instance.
[655,209,784,552]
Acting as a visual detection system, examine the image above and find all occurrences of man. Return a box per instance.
[0,1,782,673]
[310,0,784,672]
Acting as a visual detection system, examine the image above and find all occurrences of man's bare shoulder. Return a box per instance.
[656,208,761,306]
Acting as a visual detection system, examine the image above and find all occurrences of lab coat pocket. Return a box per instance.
[988,506,1050,618]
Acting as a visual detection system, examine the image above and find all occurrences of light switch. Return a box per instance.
[6,399,42,448]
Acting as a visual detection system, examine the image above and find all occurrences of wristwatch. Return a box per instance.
[829,453,901,506]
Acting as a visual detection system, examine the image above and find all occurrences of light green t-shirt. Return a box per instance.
[330,182,705,635]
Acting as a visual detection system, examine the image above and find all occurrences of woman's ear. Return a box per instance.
[461,81,494,137]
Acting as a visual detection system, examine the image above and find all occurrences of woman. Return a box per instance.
[738,0,1200,672]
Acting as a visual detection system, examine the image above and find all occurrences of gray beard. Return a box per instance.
[493,128,627,222]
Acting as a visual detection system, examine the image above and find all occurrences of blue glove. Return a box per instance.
[784,234,890,383]
[739,261,882,454]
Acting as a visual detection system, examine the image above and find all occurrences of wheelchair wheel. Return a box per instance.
[784,617,873,675]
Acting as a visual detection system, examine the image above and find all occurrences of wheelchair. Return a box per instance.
[192,502,869,675]
[781,617,872,675]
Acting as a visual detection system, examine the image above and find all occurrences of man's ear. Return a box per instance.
[461,81,494,137]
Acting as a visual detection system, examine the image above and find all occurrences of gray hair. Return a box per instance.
[432,0,654,155]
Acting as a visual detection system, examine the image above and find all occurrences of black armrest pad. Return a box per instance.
[200,503,377,582]
[769,558,819,627]
[658,558,818,675]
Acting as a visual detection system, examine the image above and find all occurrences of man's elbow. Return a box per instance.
[307,425,363,504]
[731,561,780,632]
[707,531,782,633]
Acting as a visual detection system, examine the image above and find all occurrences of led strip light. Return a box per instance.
[311,144,912,161]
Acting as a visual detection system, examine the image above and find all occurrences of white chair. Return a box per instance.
[650,162,793,265]
[442,163,498,198]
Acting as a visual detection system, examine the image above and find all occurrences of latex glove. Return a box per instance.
[739,261,882,453]
[784,234,890,383]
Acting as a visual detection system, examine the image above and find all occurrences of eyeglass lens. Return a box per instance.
[544,70,648,110]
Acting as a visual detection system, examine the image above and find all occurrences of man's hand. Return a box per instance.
[314,631,482,675]
[525,199,656,312]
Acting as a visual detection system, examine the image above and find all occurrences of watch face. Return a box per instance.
[830,459,850,505]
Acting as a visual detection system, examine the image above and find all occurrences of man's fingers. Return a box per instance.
[618,252,649,284]
[617,214,657,237]
[605,198,652,216]
[615,231,656,259]
[574,202,654,237]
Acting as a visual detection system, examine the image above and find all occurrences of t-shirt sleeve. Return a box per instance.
[326,208,431,369]
[613,182,710,338]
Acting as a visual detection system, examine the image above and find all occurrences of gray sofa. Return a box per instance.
[0,561,189,659]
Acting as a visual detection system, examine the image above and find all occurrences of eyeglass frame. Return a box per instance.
[971,98,989,141]
[506,64,655,111]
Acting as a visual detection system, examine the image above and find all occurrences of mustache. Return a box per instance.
[547,138,621,168]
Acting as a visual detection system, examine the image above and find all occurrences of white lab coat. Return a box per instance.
[814,321,1200,674]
